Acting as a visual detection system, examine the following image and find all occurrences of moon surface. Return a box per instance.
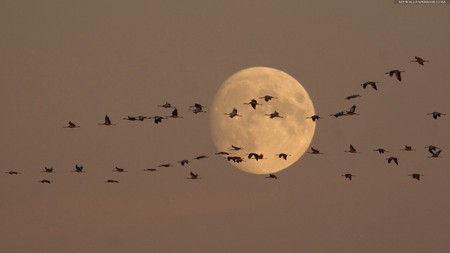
[210,67,316,174]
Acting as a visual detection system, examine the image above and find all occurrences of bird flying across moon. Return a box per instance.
[210,67,316,174]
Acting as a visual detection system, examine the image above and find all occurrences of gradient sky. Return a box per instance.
[1,1,449,253]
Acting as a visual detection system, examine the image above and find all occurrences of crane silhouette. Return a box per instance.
[373,148,389,154]
[39,179,51,184]
[259,95,277,102]
[243,99,262,109]
[188,172,200,179]
[225,108,242,118]
[410,56,429,65]
[345,144,359,153]
[386,70,405,81]
[105,179,119,183]
[408,173,423,181]
[265,111,283,119]
[276,153,291,160]
[361,81,378,90]
[386,157,399,165]
[64,121,80,128]
[345,94,362,100]
[265,174,278,179]
[342,173,354,181]
[98,115,115,126]
[427,111,446,120]
[308,147,324,154]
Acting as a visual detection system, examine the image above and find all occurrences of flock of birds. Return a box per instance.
[3,56,446,184]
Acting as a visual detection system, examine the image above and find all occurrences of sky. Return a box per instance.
[0,1,449,252]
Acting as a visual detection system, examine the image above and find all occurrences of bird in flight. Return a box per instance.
[400,145,415,151]
[39,179,51,184]
[243,99,262,109]
[5,170,21,175]
[42,167,55,173]
[265,174,278,179]
[386,70,405,81]
[330,111,346,118]
[215,151,230,156]
[177,159,191,166]
[230,145,244,151]
[428,149,442,158]
[157,102,173,108]
[194,155,209,160]
[373,148,389,154]
[113,167,127,172]
[225,108,242,118]
[386,157,399,165]
[247,153,265,161]
[227,156,244,163]
[73,165,85,173]
[148,116,167,124]
[410,56,429,66]
[166,108,183,118]
[308,147,324,154]
[158,163,172,168]
[427,111,446,120]
[361,81,378,90]
[345,94,361,100]
[259,95,277,102]
[408,173,423,181]
[342,173,354,181]
[276,153,291,160]
[64,121,80,128]
[189,103,206,114]
[345,144,359,154]
[265,111,283,119]
[306,114,321,122]
[143,168,158,172]
[188,172,200,180]
[345,105,359,116]
[99,115,115,126]
[105,179,119,183]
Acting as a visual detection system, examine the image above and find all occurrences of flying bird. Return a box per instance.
[194,155,209,160]
[177,159,191,166]
[105,179,119,183]
[225,108,242,118]
[144,168,158,172]
[306,115,321,122]
[188,171,200,180]
[386,157,399,165]
[259,95,277,102]
[400,145,415,151]
[410,56,429,65]
[243,99,262,109]
[5,170,21,175]
[73,165,85,173]
[265,111,283,119]
[276,153,291,160]
[148,116,167,124]
[215,151,230,156]
[308,147,323,154]
[265,174,278,179]
[346,105,359,116]
[189,103,206,114]
[113,167,127,172]
[64,121,80,128]
[330,111,346,118]
[428,149,442,158]
[99,115,115,126]
[427,111,446,120]
[345,94,361,100]
[345,144,359,153]
[342,173,354,181]
[157,102,173,108]
[39,179,51,184]
[227,156,244,163]
[158,163,172,168]
[123,116,139,121]
[230,145,244,151]
[247,153,265,161]
[361,81,378,90]
[166,108,183,118]
[42,167,55,173]
[425,145,440,154]
[386,70,405,81]
[408,173,423,181]
[373,148,389,154]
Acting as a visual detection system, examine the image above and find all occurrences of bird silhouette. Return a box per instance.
[346,105,359,115]
[306,115,321,122]
[113,167,127,172]
[189,103,206,114]
[105,179,119,183]
[408,173,423,181]
[428,149,442,158]
[158,163,172,168]
[177,159,191,166]
[99,115,115,126]
[143,168,158,172]
[166,108,183,118]
[5,170,21,175]
[39,179,51,184]
[345,144,359,153]
[410,56,429,66]
[425,145,440,154]
[345,94,362,100]
[400,145,415,151]
[42,167,55,173]
[247,153,265,161]
[361,81,378,90]
[230,145,244,151]
[330,111,346,118]
[73,165,85,173]
[259,95,277,102]
[148,116,167,124]
[194,155,209,160]
[215,151,230,156]
[243,99,262,109]
[265,174,278,179]
[342,173,354,181]
[225,108,242,118]
[188,171,200,179]
[427,111,446,119]
[123,116,139,121]
[386,157,399,165]
[373,148,389,154]
[227,156,244,163]
[64,121,80,128]
[308,147,324,154]
[386,70,405,81]
[276,153,291,160]
[265,111,283,119]
[157,101,173,108]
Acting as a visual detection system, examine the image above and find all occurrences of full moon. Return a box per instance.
[210,67,316,174]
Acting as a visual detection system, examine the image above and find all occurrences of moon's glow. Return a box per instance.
[210,67,316,174]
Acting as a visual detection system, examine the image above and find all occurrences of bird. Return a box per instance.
[166,108,183,118]
[231,145,244,151]
[425,145,440,154]
[308,147,323,154]
[194,155,209,160]
[330,111,346,118]
[361,81,378,90]
[345,94,361,100]
[157,101,173,108]
[265,174,278,179]
[428,149,442,158]
[342,173,354,181]
[265,111,283,119]
[386,70,405,81]
[276,153,291,160]
[73,165,85,173]
[137,116,147,121]
[345,144,359,153]
[215,151,230,156]
[345,105,359,116]
[408,173,423,181]
[158,163,172,168]
[105,179,119,183]
[5,170,21,175]
[177,159,191,166]
[148,116,167,124]
[41,167,55,173]
[247,153,265,161]
[113,167,127,172]
[143,168,158,172]
[259,95,277,102]
[227,156,244,163]
[373,148,389,154]
[427,111,446,120]
[98,115,115,126]
[386,157,399,165]
[400,145,415,151]
[64,121,80,128]
[189,103,206,114]
[39,179,51,184]
[243,99,262,109]
[225,108,242,118]
[410,56,429,65]
[188,171,200,180]
[306,115,321,122]
[123,116,139,121]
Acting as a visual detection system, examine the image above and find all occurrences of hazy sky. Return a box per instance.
[1,1,449,253]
